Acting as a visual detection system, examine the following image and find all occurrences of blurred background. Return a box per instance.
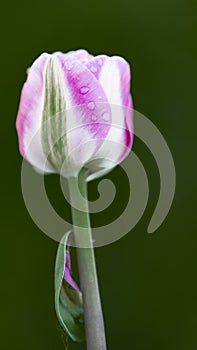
[1,0,197,349]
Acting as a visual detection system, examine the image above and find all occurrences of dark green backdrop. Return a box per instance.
[1,0,197,349]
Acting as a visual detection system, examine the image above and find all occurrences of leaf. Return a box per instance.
[54,231,85,342]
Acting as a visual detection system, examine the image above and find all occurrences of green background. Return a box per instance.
[1,0,197,349]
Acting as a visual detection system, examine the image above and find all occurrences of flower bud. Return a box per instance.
[16,49,133,180]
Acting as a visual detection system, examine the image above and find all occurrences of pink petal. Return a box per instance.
[65,49,93,63]
[16,53,55,172]
[87,56,133,181]
[113,56,134,161]
[53,53,112,174]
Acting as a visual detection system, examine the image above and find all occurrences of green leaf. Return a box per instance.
[54,231,85,342]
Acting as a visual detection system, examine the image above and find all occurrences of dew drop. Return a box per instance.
[64,61,73,70]
[90,66,97,73]
[80,86,89,94]
[87,101,96,110]
[98,95,102,99]
[102,112,110,121]
[91,114,97,121]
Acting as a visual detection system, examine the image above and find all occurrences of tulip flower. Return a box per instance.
[16,49,133,180]
[16,49,133,350]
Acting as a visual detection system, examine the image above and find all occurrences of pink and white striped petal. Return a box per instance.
[86,56,133,181]
[16,53,56,173]
[54,53,112,176]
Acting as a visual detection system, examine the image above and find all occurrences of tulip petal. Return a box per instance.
[16,53,56,172]
[41,56,68,171]
[53,53,112,176]
[86,56,133,181]
[65,49,93,63]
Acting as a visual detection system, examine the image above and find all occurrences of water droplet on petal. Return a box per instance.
[102,112,110,121]
[64,61,73,70]
[87,101,96,110]
[98,95,102,99]
[91,114,97,121]
[90,66,97,73]
[80,86,89,94]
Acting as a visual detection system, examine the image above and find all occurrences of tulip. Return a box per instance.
[16,49,133,350]
[16,49,133,179]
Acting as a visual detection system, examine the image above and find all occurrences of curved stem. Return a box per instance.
[67,170,107,350]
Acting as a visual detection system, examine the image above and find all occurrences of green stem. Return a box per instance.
[67,170,107,350]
